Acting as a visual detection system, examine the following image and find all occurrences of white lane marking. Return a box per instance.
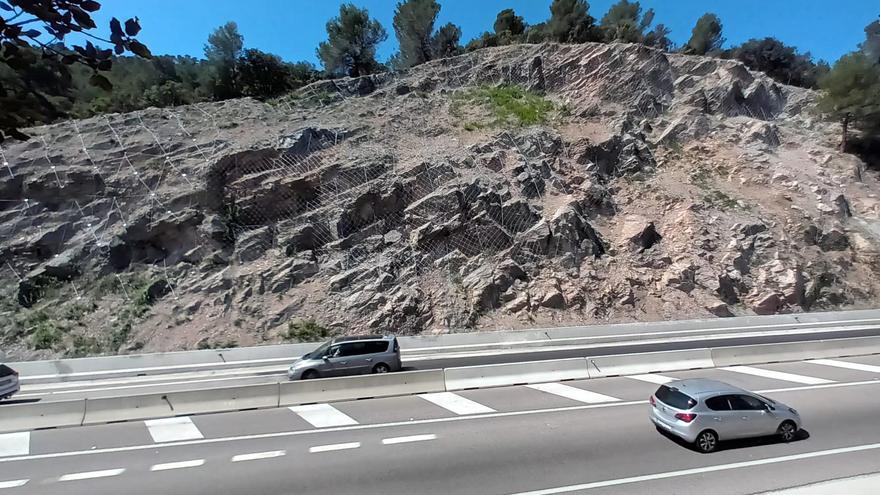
[504,442,880,495]
[0,432,29,457]
[309,442,360,453]
[808,358,880,374]
[626,374,676,384]
[59,468,125,481]
[5,379,880,464]
[382,434,438,445]
[0,480,27,489]
[150,459,205,471]
[527,383,621,404]
[144,417,204,443]
[231,450,287,462]
[419,392,496,415]
[289,404,359,428]
[721,365,833,385]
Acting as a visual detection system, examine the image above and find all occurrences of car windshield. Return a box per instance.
[307,341,333,359]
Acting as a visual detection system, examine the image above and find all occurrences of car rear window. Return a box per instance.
[0,365,16,378]
[655,385,697,410]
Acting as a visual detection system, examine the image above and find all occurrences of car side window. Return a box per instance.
[339,342,369,357]
[327,345,342,358]
[705,395,731,411]
[366,341,389,353]
[729,394,765,411]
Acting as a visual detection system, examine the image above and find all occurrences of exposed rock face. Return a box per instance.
[3,41,880,358]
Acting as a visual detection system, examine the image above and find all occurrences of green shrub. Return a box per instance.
[283,320,332,342]
[452,85,555,128]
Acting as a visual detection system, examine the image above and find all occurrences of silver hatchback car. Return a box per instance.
[650,379,802,453]
[288,335,402,380]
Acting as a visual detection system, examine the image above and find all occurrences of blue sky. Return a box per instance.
[72,1,877,66]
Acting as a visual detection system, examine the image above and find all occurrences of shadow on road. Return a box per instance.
[657,426,811,453]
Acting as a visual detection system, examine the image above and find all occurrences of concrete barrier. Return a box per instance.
[279,371,445,405]
[83,393,174,424]
[165,383,280,415]
[710,336,880,367]
[13,308,880,383]
[444,358,589,390]
[82,383,280,424]
[0,399,86,433]
[586,349,714,378]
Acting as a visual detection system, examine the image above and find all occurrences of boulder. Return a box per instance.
[707,302,734,317]
[548,203,606,260]
[620,216,662,252]
[539,289,566,309]
[752,292,783,315]
[661,263,697,293]
[234,226,274,263]
[464,260,527,312]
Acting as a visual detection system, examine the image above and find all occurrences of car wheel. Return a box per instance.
[778,421,798,442]
[695,430,718,453]
[301,370,319,380]
[372,363,390,374]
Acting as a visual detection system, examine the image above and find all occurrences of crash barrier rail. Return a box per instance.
[2,335,879,433]
[10,308,880,384]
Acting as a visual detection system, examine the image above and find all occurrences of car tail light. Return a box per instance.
[675,413,697,423]
[649,396,656,407]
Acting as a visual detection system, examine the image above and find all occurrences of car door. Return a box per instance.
[335,342,370,376]
[704,395,738,439]
[740,394,779,435]
[729,394,770,437]
[320,344,352,377]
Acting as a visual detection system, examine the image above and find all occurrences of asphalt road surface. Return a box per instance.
[3,354,880,494]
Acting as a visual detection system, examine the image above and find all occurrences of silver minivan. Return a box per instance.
[651,379,802,453]
[0,364,20,400]
[288,335,402,380]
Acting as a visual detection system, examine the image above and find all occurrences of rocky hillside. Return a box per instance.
[2,42,879,359]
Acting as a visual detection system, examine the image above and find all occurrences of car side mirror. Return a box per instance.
[323,356,330,361]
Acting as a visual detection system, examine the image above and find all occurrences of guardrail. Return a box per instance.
[2,335,879,434]
[10,308,880,384]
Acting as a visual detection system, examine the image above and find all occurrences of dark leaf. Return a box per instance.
[114,43,124,55]
[109,17,123,38]
[84,40,97,58]
[0,1,12,12]
[70,7,96,29]
[73,45,88,56]
[23,29,40,38]
[81,0,101,12]
[97,59,112,71]
[124,18,141,36]
[128,40,152,59]
[89,73,113,91]
[62,53,79,64]
[98,48,112,59]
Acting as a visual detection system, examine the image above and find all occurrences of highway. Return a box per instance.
[10,322,880,403]
[2,355,880,494]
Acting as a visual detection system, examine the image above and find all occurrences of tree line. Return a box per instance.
[1,0,878,148]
